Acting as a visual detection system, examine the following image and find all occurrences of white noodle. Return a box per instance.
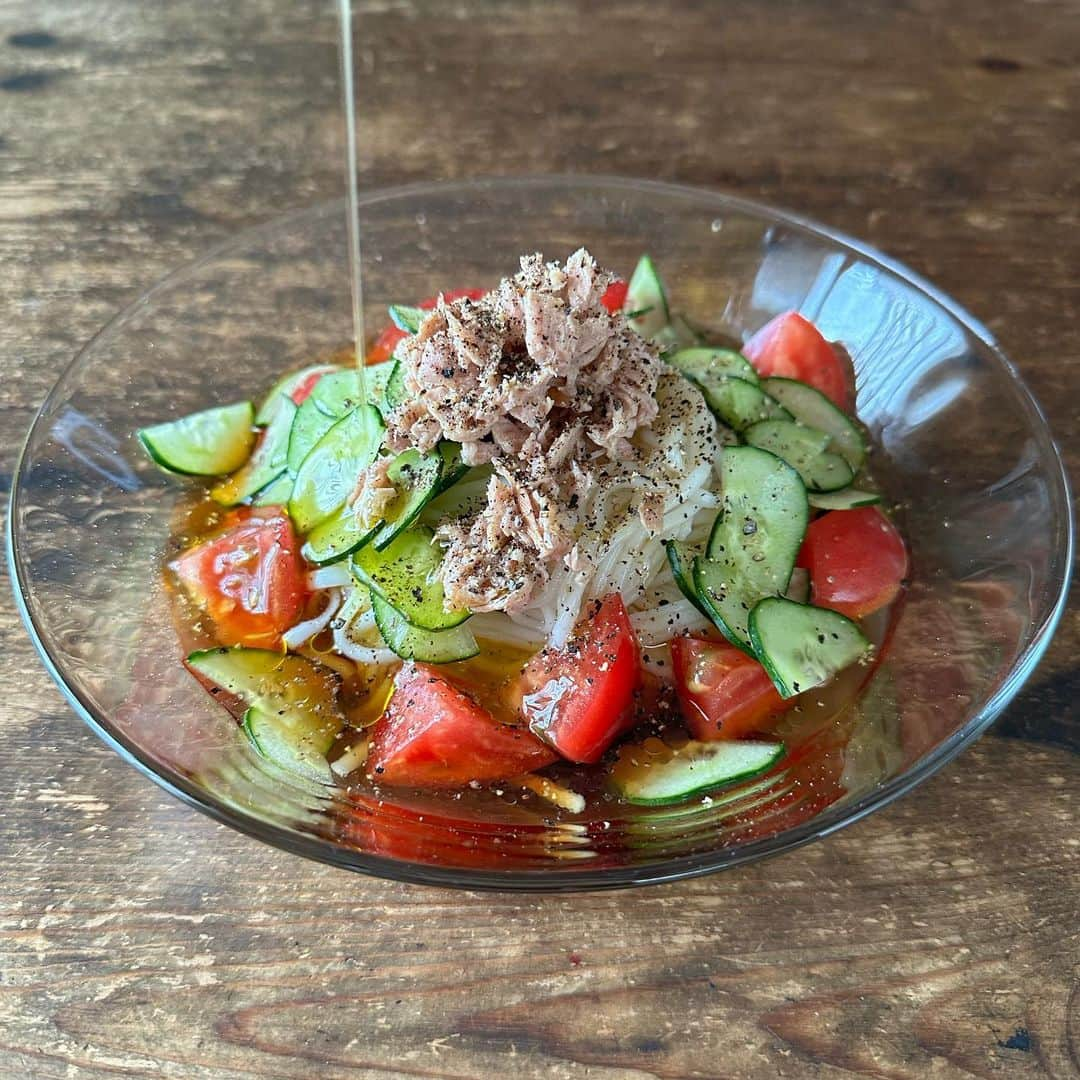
[307,564,353,590]
[282,589,342,649]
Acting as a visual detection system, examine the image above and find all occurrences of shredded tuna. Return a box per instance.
[349,455,396,530]
[360,249,666,614]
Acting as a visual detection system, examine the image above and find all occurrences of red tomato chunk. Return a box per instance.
[520,595,641,764]
[671,636,789,741]
[798,507,908,619]
[171,508,307,648]
[367,663,557,788]
[600,279,628,313]
[744,311,854,410]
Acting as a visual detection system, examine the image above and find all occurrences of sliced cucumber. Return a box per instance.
[309,369,368,417]
[251,471,294,508]
[243,707,334,784]
[699,376,792,432]
[694,446,809,651]
[808,488,882,511]
[664,539,710,617]
[186,647,343,747]
[351,524,470,631]
[286,396,338,474]
[138,401,255,477]
[301,502,378,565]
[289,404,384,533]
[371,449,444,551]
[760,377,866,471]
[668,347,758,386]
[388,304,425,334]
[365,361,397,413]
[694,555,785,653]
[624,255,670,340]
[436,442,470,493]
[255,365,339,425]
[370,591,479,663]
[744,419,854,493]
[211,397,297,506]
[748,596,871,698]
[383,358,409,410]
[610,738,786,806]
[706,446,808,585]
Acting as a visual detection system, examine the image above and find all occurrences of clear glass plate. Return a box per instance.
[8,176,1072,890]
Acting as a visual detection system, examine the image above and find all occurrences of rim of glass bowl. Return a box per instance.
[8,175,1074,892]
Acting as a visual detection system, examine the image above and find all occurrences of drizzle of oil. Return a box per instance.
[337,0,367,396]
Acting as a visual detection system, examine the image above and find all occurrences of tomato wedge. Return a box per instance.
[367,663,557,788]
[743,311,854,410]
[601,279,628,313]
[365,288,487,366]
[798,507,908,619]
[171,508,307,648]
[671,636,789,741]
[520,595,641,764]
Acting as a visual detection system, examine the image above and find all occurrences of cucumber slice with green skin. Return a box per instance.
[138,401,255,477]
[760,377,866,471]
[370,591,479,663]
[436,442,470,494]
[383,359,409,411]
[610,738,786,806]
[186,647,343,747]
[352,524,470,631]
[388,304,425,334]
[289,404,384,533]
[301,503,378,565]
[309,369,369,417]
[706,446,809,586]
[251,471,295,508]
[748,596,871,698]
[365,361,397,414]
[699,376,792,432]
[784,567,811,604]
[255,365,339,425]
[693,554,785,654]
[286,396,338,474]
[664,539,711,618]
[668,347,758,386]
[744,419,854,493]
[808,488,882,511]
[624,255,670,340]
[695,446,809,650]
[243,706,334,784]
[211,397,297,506]
[372,449,444,551]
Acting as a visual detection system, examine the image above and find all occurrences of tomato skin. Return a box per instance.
[671,636,789,740]
[365,288,487,366]
[367,663,557,788]
[601,279,628,313]
[520,595,641,764]
[798,507,908,619]
[171,509,307,648]
[743,311,853,410]
[289,370,328,405]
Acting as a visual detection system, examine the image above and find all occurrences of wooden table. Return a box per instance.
[2,1,1077,1075]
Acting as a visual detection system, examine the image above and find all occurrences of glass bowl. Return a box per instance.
[9,176,1072,890]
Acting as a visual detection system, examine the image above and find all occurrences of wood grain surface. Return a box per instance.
[1,1,1078,1076]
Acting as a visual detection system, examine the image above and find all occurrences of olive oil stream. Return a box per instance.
[337,0,367,397]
